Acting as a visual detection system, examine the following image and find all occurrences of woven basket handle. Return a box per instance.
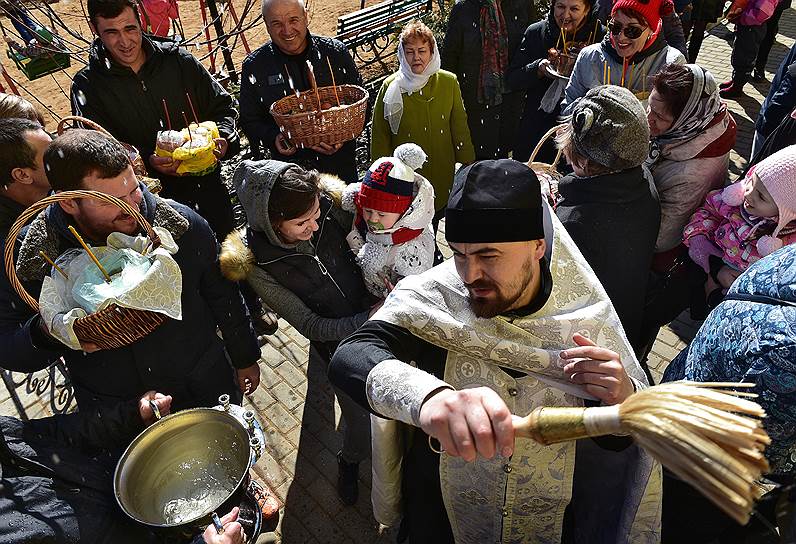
[57,116,114,137]
[304,60,322,113]
[528,124,564,169]
[3,190,162,312]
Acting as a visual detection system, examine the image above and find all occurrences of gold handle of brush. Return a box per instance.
[513,407,591,445]
[514,405,624,445]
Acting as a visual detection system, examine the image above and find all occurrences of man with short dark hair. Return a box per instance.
[71,0,239,241]
[238,0,362,181]
[0,117,51,237]
[330,159,661,543]
[0,129,262,412]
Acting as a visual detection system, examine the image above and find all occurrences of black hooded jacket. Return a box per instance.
[556,166,660,351]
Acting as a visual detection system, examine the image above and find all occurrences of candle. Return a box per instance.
[68,226,111,283]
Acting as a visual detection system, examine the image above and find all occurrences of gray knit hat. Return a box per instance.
[569,85,650,171]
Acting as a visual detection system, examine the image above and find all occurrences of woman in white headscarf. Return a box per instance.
[371,20,475,216]
[645,63,737,254]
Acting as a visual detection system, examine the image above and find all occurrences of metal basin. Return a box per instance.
[114,407,252,532]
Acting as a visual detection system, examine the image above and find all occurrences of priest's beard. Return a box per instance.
[467,253,536,318]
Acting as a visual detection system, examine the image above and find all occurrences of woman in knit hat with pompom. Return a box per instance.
[341,143,436,299]
[683,144,796,314]
[562,0,685,113]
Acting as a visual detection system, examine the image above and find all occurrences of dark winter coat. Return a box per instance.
[0,187,260,412]
[238,34,362,182]
[756,41,796,140]
[0,403,209,543]
[220,161,374,359]
[71,36,238,240]
[71,36,240,180]
[506,3,605,162]
[556,166,661,351]
[0,194,25,241]
[441,0,534,160]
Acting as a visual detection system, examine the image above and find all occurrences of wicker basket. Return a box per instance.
[527,125,565,207]
[4,191,167,351]
[269,64,368,148]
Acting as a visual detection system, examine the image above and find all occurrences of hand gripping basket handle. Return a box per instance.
[56,116,114,137]
[3,190,162,312]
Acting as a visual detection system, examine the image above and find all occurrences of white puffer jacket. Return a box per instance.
[341,175,436,298]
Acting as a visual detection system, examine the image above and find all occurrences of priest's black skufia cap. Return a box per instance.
[445,159,545,244]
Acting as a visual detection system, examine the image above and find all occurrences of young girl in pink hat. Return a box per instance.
[683,144,796,303]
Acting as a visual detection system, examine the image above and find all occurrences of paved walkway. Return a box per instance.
[2,10,795,543]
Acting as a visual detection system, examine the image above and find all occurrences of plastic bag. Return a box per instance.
[155,121,219,176]
[39,227,182,350]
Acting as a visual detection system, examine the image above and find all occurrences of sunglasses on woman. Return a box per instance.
[607,20,645,39]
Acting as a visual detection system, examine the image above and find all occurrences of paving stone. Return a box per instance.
[252,450,289,489]
[275,360,307,389]
[260,366,284,389]
[245,388,277,412]
[336,505,381,542]
[263,401,300,433]
[306,472,345,518]
[282,449,299,477]
[283,341,310,367]
[265,425,299,462]
[272,380,303,412]
[261,342,287,368]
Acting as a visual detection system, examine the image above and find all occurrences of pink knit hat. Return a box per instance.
[753,145,796,255]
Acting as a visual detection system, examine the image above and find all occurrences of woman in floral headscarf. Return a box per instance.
[646,63,736,254]
[371,20,475,217]
[638,63,736,362]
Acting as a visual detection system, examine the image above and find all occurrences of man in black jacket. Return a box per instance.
[0,130,261,412]
[0,391,245,544]
[238,0,361,182]
[71,0,239,241]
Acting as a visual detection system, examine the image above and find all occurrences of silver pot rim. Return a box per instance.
[113,406,252,528]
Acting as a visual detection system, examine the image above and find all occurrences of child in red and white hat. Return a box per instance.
[341,143,436,298]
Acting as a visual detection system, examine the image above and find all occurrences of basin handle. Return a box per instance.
[148,399,162,421]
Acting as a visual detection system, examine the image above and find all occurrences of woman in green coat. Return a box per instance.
[371,21,475,216]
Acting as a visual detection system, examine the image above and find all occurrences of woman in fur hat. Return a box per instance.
[555,85,661,361]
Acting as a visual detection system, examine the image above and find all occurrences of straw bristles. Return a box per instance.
[513,382,769,526]
[618,382,768,525]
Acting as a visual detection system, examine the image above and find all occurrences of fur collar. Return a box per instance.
[220,173,347,282]
[16,192,189,283]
